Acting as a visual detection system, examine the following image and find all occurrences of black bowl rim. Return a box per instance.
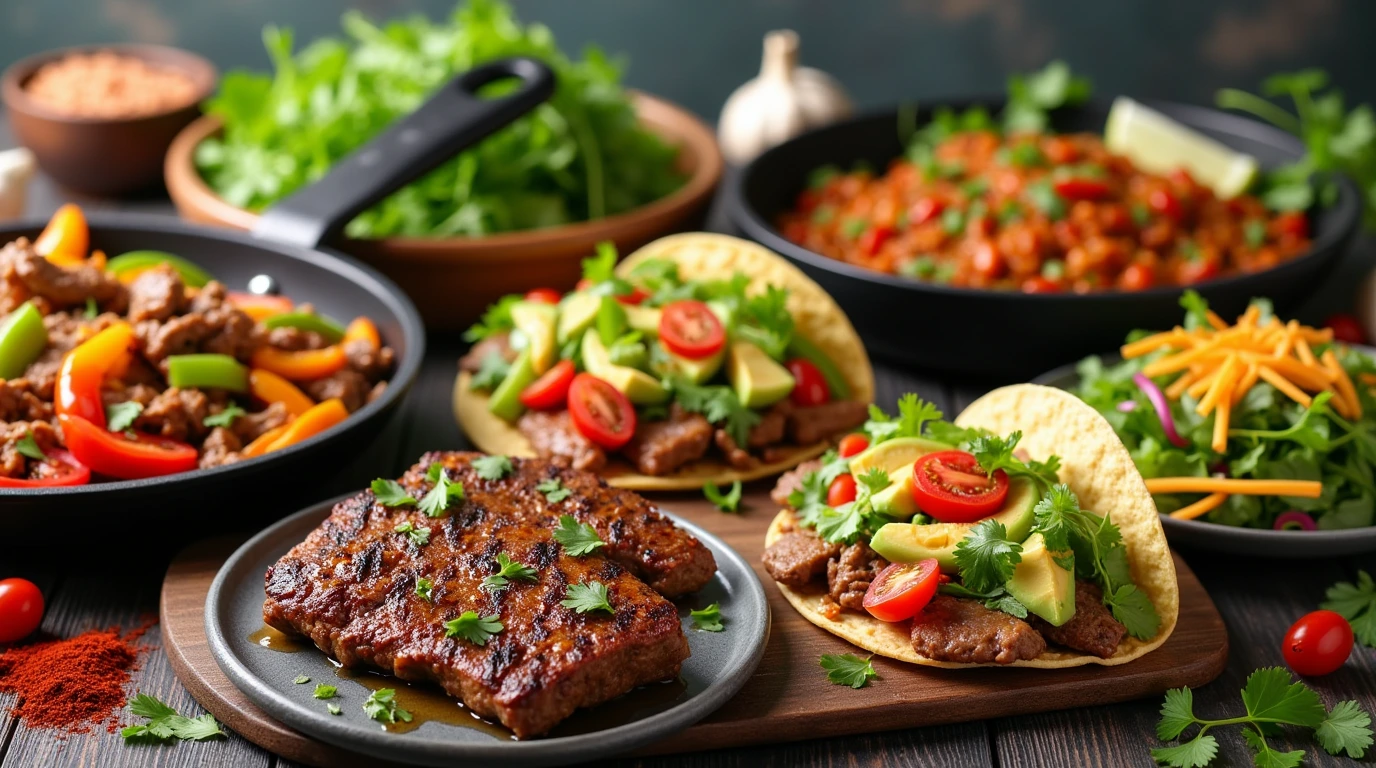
[729,96,1363,305]
[0,211,426,497]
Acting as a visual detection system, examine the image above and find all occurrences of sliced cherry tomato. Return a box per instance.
[520,359,576,411]
[1325,313,1367,345]
[909,197,945,225]
[827,473,857,506]
[0,578,44,644]
[837,433,870,458]
[1178,257,1220,285]
[1283,610,1353,677]
[1119,263,1155,292]
[0,450,90,488]
[1274,211,1310,239]
[1149,188,1183,222]
[912,450,1009,522]
[858,226,895,257]
[1020,276,1061,294]
[786,358,831,407]
[659,300,726,360]
[58,414,199,480]
[863,559,940,623]
[1053,178,1110,200]
[523,288,562,305]
[567,374,637,450]
[617,287,649,306]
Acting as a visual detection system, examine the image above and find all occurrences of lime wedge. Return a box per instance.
[1104,96,1259,199]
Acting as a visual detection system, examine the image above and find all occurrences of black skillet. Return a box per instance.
[0,58,556,545]
[727,98,1363,379]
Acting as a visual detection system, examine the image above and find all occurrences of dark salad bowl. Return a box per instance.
[727,98,1362,378]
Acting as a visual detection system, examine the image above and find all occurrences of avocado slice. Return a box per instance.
[786,334,850,400]
[869,464,919,517]
[706,299,736,331]
[556,292,600,345]
[581,329,669,405]
[868,476,1040,572]
[664,346,724,384]
[624,304,662,337]
[727,341,794,408]
[488,347,537,422]
[1004,533,1077,626]
[848,436,955,478]
[510,301,557,375]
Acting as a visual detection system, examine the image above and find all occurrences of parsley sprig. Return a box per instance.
[967,430,1062,490]
[670,377,761,447]
[819,653,877,689]
[481,552,538,590]
[703,480,743,512]
[393,521,431,547]
[414,577,433,602]
[468,349,512,391]
[562,581,614,614]
[953,519,1023,594]
[363,688,412,725]
[372,478,417,507]
[107,401,144,433]
[552,514,605,556]
[443,611,504,646]
[863,393,942,445]
[419,463,463,517]
[203,404,245,429]
[121,693,225,744]
[807,467,894,545]
[537,477,572,503]
[1322,570,1376,647]
[15,431,46,461]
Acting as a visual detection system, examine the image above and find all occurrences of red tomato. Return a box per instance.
[912,450,1010,522]
[1119,263,1155,292]
[1044,137,1079,164]
[575,278,594,291]
[573,281,647,306]
[1283,610,1353,677]
[519,360,576,411]
[567,374,637,450]
[1053,178,1110,200]
[909,197,945,225]
[1021,276,1062,294]
[787,358,831,406]
[858,226,895,256]
[0,578,44,644]
[1325,313,1367,345]
[0,450,90,488]
[1149,189,1183,222]
[659,300,726,359]
[863,559,940,623]
[58,414,199,480]
[523,288,562,305]
[827,473,857,506]
[837,433,870,458]
[971,241,1005,279]
[1178,257,1220,285]
[1275,212,1310,239]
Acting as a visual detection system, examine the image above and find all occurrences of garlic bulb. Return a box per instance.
[0,148,35,221]
[718,30,854,165]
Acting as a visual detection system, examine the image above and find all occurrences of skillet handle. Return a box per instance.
[252,57,555,250]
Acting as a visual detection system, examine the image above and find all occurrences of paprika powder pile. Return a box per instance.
[0,623,150,733]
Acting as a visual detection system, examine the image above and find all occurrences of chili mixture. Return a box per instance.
[779,131,1312,293]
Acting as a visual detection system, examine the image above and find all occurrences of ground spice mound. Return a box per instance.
[0,626,148,733]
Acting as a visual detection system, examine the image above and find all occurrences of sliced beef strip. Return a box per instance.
[771,458,824,507]
[1030,581,1128,659]
[713,428,756,470]
[267,326,328,351]
[459,332,514,373]
[345,339,395,383]
[621,405,712,476]
[827,542,887,610]
[199,427,242,469]
[135,387,210,443]
[910,594,1046,664]
[0,420,60,478]
[748,402,789,448]
[762,528,842,589]
[0,379,51,423]
[787,400,869,445]
[0,238,127,314]
[304,369,370,413]
[232,402,291,443]
[126,264,185,322]
[517,409,606,472]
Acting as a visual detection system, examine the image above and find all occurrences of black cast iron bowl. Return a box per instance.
[727,98,1363,378]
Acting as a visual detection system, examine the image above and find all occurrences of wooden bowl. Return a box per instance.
[165,92,723,330]
[1,44,216,196]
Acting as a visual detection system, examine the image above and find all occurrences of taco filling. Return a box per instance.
[458,238,871,481]
[764,389,1173,667]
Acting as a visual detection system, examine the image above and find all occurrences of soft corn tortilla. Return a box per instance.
[766,384,1179,668]
[454,233,875,491]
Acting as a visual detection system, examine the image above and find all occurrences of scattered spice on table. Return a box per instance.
[24,51,198,119]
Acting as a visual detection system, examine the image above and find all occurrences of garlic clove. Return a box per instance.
[0,148,36,221]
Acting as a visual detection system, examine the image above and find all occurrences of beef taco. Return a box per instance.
[454,233,875,491]
[762,384,1178,668]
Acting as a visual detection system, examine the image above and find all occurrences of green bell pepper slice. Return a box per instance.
[0,301,48,380]
[261,312,346,343]
[106,251,214,288]
[166,354,249,392]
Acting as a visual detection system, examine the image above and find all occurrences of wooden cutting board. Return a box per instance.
[160,487,1229,767]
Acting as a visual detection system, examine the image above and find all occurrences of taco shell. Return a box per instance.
[454,233,875,491]
[766,384,1179,668]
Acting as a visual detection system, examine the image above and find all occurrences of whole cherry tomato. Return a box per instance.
[1282,610,1353,677]
[523,288,562,305]
[837,433,870,458]
[827,474,857,506]
[786,359,831,407]
[1325,313,1367,345]
[0,578,44,644]
[1119,263,1156,292]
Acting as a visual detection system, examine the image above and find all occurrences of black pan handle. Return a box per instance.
[252,57,556,249]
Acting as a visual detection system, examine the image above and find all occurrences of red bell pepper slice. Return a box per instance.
[0,449,91,487]
[58,415,199,480]
[55,322,135,426]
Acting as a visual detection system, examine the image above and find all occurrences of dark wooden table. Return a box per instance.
[3,124,1376,767]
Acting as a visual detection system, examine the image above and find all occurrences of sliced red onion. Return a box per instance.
[1132,372,1190,448]
[1274,510,1317,531]
[1117,400,1138,413]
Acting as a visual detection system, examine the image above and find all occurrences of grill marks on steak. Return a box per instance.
[263,457,712,738]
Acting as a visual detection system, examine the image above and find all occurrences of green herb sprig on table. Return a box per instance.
[552,514,605,556]
[121,693,226,744]
[690,603,724,632]
[702,480,743,512]
[819,654,877,689]
[1322,569,1376,647]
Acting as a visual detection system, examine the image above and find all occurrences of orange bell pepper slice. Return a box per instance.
[88,250,107,271]
[262,398,348,454]
[241,424,291,458]
[228,292,294,322]
[342,317,380,350]
[55,322,134,426]
[35,204,89,265]
[248,368,315,417]
[250,345,347,381]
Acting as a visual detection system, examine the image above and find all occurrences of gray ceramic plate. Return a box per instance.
[1036,352,1376,558]
[205,496,770,768]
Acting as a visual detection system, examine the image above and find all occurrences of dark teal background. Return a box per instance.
[2,0,1372,122]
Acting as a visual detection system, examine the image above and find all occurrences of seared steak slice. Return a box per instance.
[400,453,714,598]
[517,410,606,472]
[762,529,841,589]
[621,405,711,475]
[827,542,887,610]
[772,458,824,507]
[263,481,689,738]
[713,428,757,470]
[748,403,788,448]
[1031,581,1127,659]
[787,400,868,445]
[911,595,1046,664]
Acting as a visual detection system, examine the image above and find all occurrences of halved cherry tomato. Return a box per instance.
[0,450,90,488]
[827,473,857,506]
[1274,211,1310,240]
[1053,178,1110,200]
[34,204,88,265]
[786,358,831,406]
[0,578,44,644]
[567,374,636,450]
[1020,276,1061,294]
[1119,263,1155,292]
[58,414,199,480]
[1283,610,1353,677]
[837,433,870,458]
[909,197,945,225]
[1149,188,1183,222]
[520,359,576,411]
[912,450,1009,522]
[524,288,562,305]
[659,300,726,360]
[617,287,649,306]
[858,226,895,257]
[863,559,940,623]
[1325,313,1367,345]
[227,292,294,321]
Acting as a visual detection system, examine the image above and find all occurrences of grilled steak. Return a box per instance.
[827,542,887,611]
[264,455,712,738]
[762,529,841,589]
[910,595,1046,664]
[787,401,868,445]
[621,405,712,476]
[518,410,607,472]
[1031,581,1128,659]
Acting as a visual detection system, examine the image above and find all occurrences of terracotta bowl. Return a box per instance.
[2,44,216,196]
[165,92,724,330]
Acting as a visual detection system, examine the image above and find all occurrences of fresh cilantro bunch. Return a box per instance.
[806,468,895,544]
[863,393,943,445]
[122,693,225,744]
[967,430,1062,490]
[669,377,761,447]
[820,653,877,689]
[786,449,852,525]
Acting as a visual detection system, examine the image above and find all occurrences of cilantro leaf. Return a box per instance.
[443,611,504,646]
[1157,687,1199,740]
[1242,728,1305,768]
[468,349,512,391]
[703,480,743,512]
[328,703,342,715]
[1315,700,1374,758]
[1031,483,1080,553]
[670,378,761,447]
[1105,585,1161,640]
[953,519,1022,594]
[1150,734,1219,768]
[372,478,417,508]
[293,675,310,684]
[581,241,620,284]
[129,693,178,720]
[165,714,226,742]
[735,286,795,359]
[482,552,538,590]
[419,463,463,517]
[562,580,614,614]
[788,470,833,527]
[471,454,513,481]
[313,684,337,700]
[967,430,1060,489]
[1321,570,1376,647]
[937,583,1029,618]
[203,404,245,429]
[15,431,46,461]
[362,688,412,725]
[108,401,145,433]
[819,653,876,689]
[414,577,433,602]
[464,295,522,343]
[689,603,724,632]
[537,477,573,503]
[1242,667,1326,728]
[122,693,224,744]
[552,514,605,556]
[393,521,431,547]
[863,394,943,445]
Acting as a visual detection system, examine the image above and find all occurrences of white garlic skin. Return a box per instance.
[0,148,35,221]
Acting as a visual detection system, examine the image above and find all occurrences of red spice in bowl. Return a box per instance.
[24,51,198,120]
